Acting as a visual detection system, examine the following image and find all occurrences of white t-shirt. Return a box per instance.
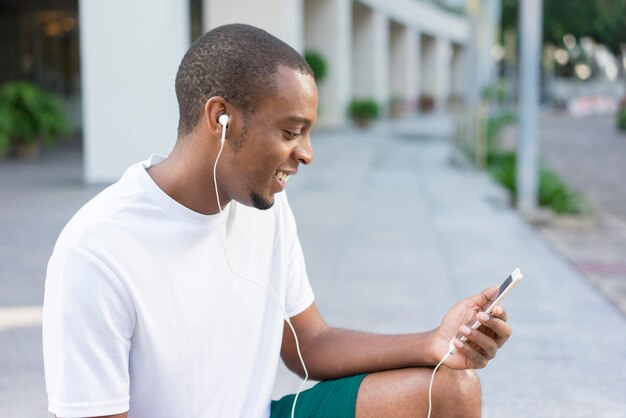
[42,155,314,418]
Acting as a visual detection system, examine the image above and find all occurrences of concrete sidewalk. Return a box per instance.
[276,122,626,417]
[1,121,625,417]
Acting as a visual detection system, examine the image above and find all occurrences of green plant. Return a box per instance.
[486,150,584,214]
[0,81,70,149]
[487,151,517,192]
[617,105,626,131]
[485,111,516,149]
[348,99,379,121]
[481,81,507,104]
[0,121,9,155]
[537,168,584,213]
[304,51,327,83]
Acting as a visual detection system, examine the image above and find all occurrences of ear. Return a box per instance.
[203,96,231,139]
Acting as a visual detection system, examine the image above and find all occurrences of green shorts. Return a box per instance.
[270,373,367,418]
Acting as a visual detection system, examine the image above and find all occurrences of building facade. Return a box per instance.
[1,0,499,182]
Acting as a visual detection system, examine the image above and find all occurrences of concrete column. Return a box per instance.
[435,37,452,110]
[451,43,467,99]
[389,22,419,114]
[79,0,189,183]
[413,29,422,109]
[204,0,304,52]
[372,11,389,111]
[420,34,437,100]
[405,27,419,112]
[516,0,543,215]
[304,0,351,127]
[389,22,406,100]
[352,3,388,110]
[352,3,374,98]
[478,0,501,90]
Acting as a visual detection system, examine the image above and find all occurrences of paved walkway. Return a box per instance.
[2,120,626,417]
[535,113,626,317]
[540,113,626,219]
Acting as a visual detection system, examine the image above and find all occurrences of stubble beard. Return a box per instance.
[234,114,274,210]
[250,190,274,210]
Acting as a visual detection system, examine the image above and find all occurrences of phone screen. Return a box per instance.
[497,275,513,298]
[485,270,521,313]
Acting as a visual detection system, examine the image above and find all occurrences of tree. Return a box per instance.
[502,0,626,54]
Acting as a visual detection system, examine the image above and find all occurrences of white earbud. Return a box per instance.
[218,114,229,145]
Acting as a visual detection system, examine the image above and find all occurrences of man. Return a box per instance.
[43,24,511,417]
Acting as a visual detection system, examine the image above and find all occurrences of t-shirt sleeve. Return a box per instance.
[42,246,135,417]
[279,193,315,318]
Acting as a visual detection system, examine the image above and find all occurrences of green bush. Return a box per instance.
[304,51,327,83]
[487,151,517,192]
[617,106,626,131]
[481,81,507,104]
[537,169,584,214]
[0,124,9,155]
[348,99,379,121]
[486,151,583,214]
[485,112,516,149]
[0,81,70,149]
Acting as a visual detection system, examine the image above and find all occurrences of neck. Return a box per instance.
[148,136,228,215]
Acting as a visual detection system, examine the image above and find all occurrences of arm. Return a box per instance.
[44,247,134,418]
[280,287,512,380]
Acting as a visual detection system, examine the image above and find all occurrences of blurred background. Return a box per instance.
[1,0,625,417]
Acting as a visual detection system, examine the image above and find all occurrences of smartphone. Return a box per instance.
[457,267,523,346]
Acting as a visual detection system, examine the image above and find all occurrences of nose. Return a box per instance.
[294,136,314,165]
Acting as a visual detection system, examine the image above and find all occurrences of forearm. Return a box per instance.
[294,327,439,381]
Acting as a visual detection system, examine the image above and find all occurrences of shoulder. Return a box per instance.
[53,163,146,253]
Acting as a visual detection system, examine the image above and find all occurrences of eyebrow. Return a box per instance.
[283,116,313,127]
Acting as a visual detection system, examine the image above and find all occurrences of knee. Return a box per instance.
[432,367,481,418]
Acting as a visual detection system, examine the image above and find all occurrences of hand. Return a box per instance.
[431,287,512,370]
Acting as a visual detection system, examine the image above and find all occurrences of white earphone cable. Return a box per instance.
[427,351,451,418]
[214,120,308,418]
[213,121,227,213]
[223,249,308,418]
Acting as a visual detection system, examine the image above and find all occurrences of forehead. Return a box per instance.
[255,66,318,123]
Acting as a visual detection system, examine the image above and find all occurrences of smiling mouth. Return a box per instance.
[275,170,291,183]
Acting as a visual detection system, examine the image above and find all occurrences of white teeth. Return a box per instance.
[275,171,290,183]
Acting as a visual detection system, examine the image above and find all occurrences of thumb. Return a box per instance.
[468,286,499,310]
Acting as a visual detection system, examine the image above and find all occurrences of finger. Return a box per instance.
[458,325,498,359]
[476,313,512,346]
[453,338,489,369]
[491,305,508,322]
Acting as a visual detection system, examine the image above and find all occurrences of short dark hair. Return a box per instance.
[175,23,314,136]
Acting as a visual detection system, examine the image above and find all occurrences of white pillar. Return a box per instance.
[79,0,189,183]
[390,22,419,114]
[405,27,419,112]
[372,11,389,112]
[204,0,304,52]
[389,23,406,98]
[420,34,437,101]
[435,38,452,111]
[352,4,388,111]
[413,29,422,109]
[304,0,351,127]
[352,4,374,98]
[517,0,543,215]
[451,44,467,98]
[478,0,501,90]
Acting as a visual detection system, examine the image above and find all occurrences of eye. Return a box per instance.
[283,130,300,140]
